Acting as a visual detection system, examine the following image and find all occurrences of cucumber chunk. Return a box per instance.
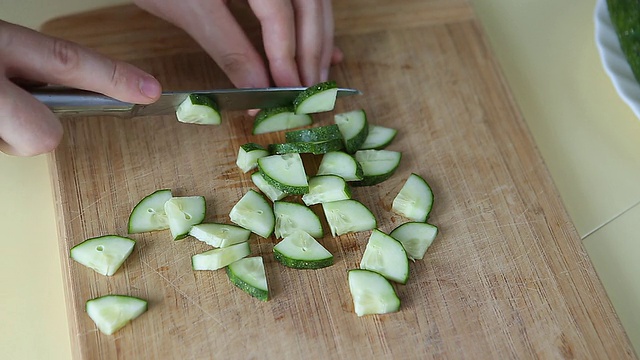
[253,106,313,135]
[70,235,135,276]
[359,125,398,150]
[274,201,324,239]
[192,241,251,271]
[128,189,172,234]
[229,189,275,238]
[285,124,343,143]
[251,171,288,202]
[359,229,409,284]
[354,149,402,186]
[293,81,339,114]
[268,139,344,155]
[273,230,333,269]
[389,222,438,261]
[236,143,269,173]
[226,256,269,301]
[302,175,351,206]
[322,199,377,236]
[392,173,434,222]
[334,109,369,153]
[164,196,206,240]
[258,153,309,195]
[348,269,400,317]
[176,94,221,125]
[316,151,364,181]
[86,295,148,335]
[189,223,252,248]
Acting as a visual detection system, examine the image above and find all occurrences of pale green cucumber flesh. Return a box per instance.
[302,175,351,206]
[257,153,309,195]
[293,81,338,114]
[348,269,400,317]
[316,151,364,181]
[86,295,148,335]
[192,241,251,270]
[392,173,434,222]
[70,235,135,276]
[251,171,288,202]
[334,109,369,153]
[274,201,324,239]
[273,230,333,269]
[164,196,206,240]
[226,256,269,301]
[128,189,172,234]
[359,125,398,150]
[229,189,275,238]
[389,222,438,261]
[253,106,313,135]
[189,223,252,248]
[359,229,409,284]
[353,149,402,186]
[236,143,269,173]
[322,199,377,236]
[176,94,221,125]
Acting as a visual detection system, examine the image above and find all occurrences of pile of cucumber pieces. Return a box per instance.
[68,81,439,335]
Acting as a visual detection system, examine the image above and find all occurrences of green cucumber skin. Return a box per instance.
[258,170,309,195]
[285,124,343,143]
[189,94,219,110]
[268,139,344,155]
[252,106,313,135]
[273,250,334,269]
[608,0,640,84]
[254,106,294,123]
[240,142,267,152]
[293,81,338,109]
[226,266,269,302]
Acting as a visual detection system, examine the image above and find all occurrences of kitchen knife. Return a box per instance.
[31,86,362,117]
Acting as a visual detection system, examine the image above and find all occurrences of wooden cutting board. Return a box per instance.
[43,1,636,358]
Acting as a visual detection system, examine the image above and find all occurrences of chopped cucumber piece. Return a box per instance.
[70,235,135,276]
[359,229,409,284]
[192,241,251,271]
[322,199,377,236]
[274,201,324,239]
[293,81,338,114]
[392,173,434,222]
[251,171,288,202]
[359,125,398,150]
[302,175,351,206]
[127,189,172,234]
[236,143,269,173]
[285,124,343,143]
[389,222,438,261]
[354,149,402,186]
[268,139,344,155]
[164,196,206,240]
[226,257,269,301]
[258,153,309,195]
[176,94,221,125]
[189,223,252,248]
[229,189,275,238]
[273,230,333,269]
[253,106,313,135]
[334,109,369,153]
[316,151,364,181]
[348,269,400,317]
[86,295,148,335]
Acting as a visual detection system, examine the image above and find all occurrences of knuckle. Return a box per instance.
[49,38,81,75]
[219,52,251,76]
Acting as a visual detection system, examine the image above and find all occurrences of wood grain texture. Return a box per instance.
[42,1,635,359]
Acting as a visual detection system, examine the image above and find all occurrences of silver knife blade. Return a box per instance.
[31,86,362,117]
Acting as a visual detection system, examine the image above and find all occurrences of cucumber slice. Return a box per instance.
[274,201,324,239]
[392,173,434,222]
[389,222,438,261]
[354,149,402,186]
[226,256,269,301]
[176,94,221,125]
[229,189,275,238]
[348,269,400,317]
[302,175,351,206]
[86,295,148,335]
[359,125,398,150]
[250,171,288,202]
[257,153,309,195]
[192,241,251,271]
[316,151,364,182]
[268,139,344,155]
[164,196,206,240]
[285,124,343,143]
[189,223,252,248]
[253,106,313,135]
[293,81,339,114]
[236,143,269,173]
[273,230,333,269]
[334,109,369,153]
[127,189,172,234]
[322,199,377,236]
[70,235,135,276]
[359,229,409,284]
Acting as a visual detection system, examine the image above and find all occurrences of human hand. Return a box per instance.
[134,0,343,88]
[0,20,162,156]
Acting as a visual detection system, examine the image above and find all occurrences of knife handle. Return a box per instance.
[30,87,134,117]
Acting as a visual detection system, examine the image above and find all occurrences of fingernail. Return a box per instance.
[139,75,161,100]
[321,68,329,82]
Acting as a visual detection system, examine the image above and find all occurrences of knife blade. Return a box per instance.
[31,86,362,117]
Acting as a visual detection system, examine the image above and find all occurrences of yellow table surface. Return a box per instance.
[3,0,640,358]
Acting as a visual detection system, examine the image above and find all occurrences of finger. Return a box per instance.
[0,21,161,104]
[292,0,324,86]
[248,0,301,87]
[0,79,63,156]
[331,46,344,65]
[319,0,335,82]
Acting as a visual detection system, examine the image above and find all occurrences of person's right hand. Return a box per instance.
[0,20,162,156]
